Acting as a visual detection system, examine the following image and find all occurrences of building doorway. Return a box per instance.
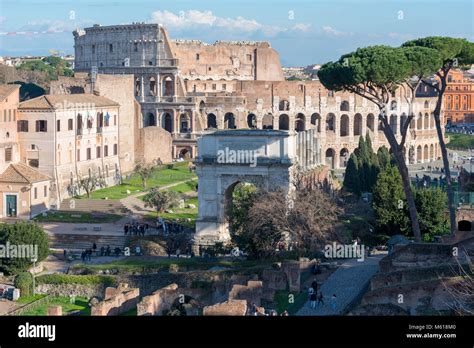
[5,194,17,217]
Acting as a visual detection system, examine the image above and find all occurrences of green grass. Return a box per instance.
[86,162,197,200]
[147,197,198,228]
[36,274,117,287]
[71,257,265,273]
[167,180,197,194]
[16,294,47,304]
[21,296,90,316]
[274,290,308,315]
[33,211,122,223]
[446,132,474,150]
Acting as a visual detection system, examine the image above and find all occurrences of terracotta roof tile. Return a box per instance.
[0,163,51,184]
[19,94,119,110]
[0,84,20,102]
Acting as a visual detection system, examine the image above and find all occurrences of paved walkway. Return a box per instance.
[297,254,384,316]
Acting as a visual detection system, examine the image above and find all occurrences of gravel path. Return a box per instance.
[297,254,384,316]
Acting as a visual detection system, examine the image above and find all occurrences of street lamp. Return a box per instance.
[31,257,37,296]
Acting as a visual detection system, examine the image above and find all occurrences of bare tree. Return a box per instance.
[134,162,154,188]
[78,174,105,198]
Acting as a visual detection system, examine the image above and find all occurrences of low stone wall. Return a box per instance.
[35,284,105,298]
[91,283,140,316]
[137,283,211,316]
[203,300,247,316]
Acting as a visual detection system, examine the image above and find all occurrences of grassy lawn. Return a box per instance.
[274,290,308,315]
[446,132,474,150]
[71,256,266,273]
[33,211,122,223]
[86,162,197,200]
[146,197,198,228]
[19,296,91,316]
[167,180,197,194]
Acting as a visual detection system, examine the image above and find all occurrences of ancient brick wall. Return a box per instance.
[91,283,139,316]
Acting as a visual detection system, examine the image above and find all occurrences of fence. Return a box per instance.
[4,294,52,316]
[453,192,474,207]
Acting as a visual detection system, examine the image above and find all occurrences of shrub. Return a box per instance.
[36,274,116,287]
[0,222,49,275]
[14,272,34,297]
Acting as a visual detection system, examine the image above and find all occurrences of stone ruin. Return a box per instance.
[47,305,62,316]
[137,283,208,316]
[91,283,139,316]
[202,300,247,316]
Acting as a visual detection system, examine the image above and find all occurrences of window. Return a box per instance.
[104,145,108,157]
[17,120,28,132]
[212,84,217,90]
[113,144,118,155]
[77,149,81,161]
[222,84,227,91]
[36,120,47,132]
[247,54,252,61]
[96,146,101,158]
[208,67,212,71]
[68,119,73,130]
[8,110,11,121]
[86,148,91,160]
[148,61,153,66]
[196,53,200,60]
[44,185,48,198]
[92,45,95,54]
[114,115,117,126]
[109,44,113,53]
[34,187,38,200]
[134,43,138,52]
[56,119,61,132]
[5,147,12,162]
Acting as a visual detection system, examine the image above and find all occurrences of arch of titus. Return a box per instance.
[194,129,320,245]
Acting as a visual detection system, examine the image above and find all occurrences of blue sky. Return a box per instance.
[0,0,472,66]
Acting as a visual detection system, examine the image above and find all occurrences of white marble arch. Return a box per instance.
[194,129,297,245]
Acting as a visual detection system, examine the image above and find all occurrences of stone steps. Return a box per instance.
[60,199,129,214]
[48,233,130,251]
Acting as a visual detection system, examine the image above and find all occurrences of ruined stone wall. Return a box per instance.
[202,299,247,316]
[136,126,173,165]
[171,40,284,81]
[91,283,139,316]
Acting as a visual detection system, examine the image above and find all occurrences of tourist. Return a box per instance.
[307,285,314,301]
[310,291,317,309]
[311,280,318,294]
[114,247,121,257]
[92,243,97,254]
[124,224,129,236]
[63,249,68,260]
[100,246,105,256]
[281,310,289,316]
[331,294,337,312]
[106,245,111,256]
[317,292,324,306]
[81,251,85,263]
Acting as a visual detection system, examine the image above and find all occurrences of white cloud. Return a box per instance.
[292,23,311,32]
[321,26,353,37]
[151,10,286,37]
[388,32,415,40]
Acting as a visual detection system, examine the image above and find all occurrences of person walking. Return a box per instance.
[331,294,337,313]
[317,292,324,307]
[310,291,317,309]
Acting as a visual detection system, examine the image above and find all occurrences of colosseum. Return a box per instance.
[73,23,442,168]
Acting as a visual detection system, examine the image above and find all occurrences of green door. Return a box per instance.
[6,195,17,217]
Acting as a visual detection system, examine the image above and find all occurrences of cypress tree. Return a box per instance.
[343,153,361,195]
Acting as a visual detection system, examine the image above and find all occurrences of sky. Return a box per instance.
[0,0,472,66]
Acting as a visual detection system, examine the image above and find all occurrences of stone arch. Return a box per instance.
[325,148,336,169]
[367,113,375,132]
[311,113,321,132]
[199,101,206,113]
[354,113,362,136]
[417,113,423,130]
[410,116,415,129]
[224,113,236,129]
[146,112,156,127]
[279,99,289,111]
[135,78,141,96]
[340,100,349,111]
[458,220,472,231]
[295,113,305,132]
[430,144,434,160]
[180,114,190,133]
[400,113,408,134]
[340,148,349,168]
[149,76,156,96]
[162,76,174,96]
[279,114,289,130]
[416,145,422,163]
[162,113,173,133]
[390,114,398,134]
[424,113,430,130]
[430,113,435,129]
[423,144,429,162]
[207,113,217,129]
[326,113,335,133]
[340,114,349,136]
[262,114,274,129]
[247,114,257,128]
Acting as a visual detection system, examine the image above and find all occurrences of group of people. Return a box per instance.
[248,303,289,316]
[308,280,337,312]
[157,217,184,235]
[65,243,123,263]
[124,222,150,236]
